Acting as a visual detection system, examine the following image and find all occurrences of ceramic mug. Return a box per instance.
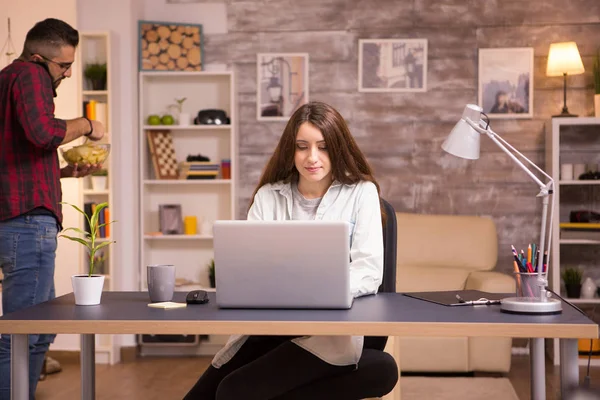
[147,264,176,302]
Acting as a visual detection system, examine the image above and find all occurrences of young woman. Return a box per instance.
[183,101,396,400]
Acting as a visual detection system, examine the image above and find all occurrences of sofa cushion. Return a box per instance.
[396,213,498,272]
[397,265,469,292]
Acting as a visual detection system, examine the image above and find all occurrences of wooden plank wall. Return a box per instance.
[202,0,600,275]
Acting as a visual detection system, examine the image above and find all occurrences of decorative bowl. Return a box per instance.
[61,143,111,166]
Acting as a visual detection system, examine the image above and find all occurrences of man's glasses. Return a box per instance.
[38,55,73,71]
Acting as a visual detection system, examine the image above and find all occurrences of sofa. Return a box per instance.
[389,212,516,373]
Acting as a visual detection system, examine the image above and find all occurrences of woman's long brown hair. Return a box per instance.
[249,101,387,225]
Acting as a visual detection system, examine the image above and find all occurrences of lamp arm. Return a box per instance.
[464,117,555,302]
[486,127,554,183]
[464,118,549,191]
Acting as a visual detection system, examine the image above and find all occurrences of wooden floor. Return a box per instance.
[35,354,600,400]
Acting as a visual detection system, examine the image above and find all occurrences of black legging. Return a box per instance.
[183,335,356,400]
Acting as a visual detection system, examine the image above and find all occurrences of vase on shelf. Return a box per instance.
[581,277,597,299]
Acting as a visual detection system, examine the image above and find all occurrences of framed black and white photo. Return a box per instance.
[257,53,309,121]
[358,38,428,92]
[478,48,534,119]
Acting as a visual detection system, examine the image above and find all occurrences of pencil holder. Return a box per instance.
[515,272,546,298]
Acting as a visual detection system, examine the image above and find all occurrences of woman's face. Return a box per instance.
[294,122,332,187]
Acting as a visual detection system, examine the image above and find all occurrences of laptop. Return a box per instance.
[213,220,352,309]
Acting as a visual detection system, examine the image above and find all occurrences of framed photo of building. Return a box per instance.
[257,53,309,121]
[358,38,428,92]
[478,48,533,119]
[139,20,203,71]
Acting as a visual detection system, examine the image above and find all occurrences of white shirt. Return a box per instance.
[211,179,384,367]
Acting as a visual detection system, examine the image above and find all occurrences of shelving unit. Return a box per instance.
[70,31,117,364]
[546,117,600,366]
[138,71,236,353]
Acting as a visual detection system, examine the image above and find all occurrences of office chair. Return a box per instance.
[274,199,399,400]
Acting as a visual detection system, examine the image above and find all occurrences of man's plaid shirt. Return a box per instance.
[0,60,67,224]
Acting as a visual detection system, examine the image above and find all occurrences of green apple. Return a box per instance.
[147,115,161,125]
[161,114,174,125]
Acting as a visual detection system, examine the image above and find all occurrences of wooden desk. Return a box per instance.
[0,291,597,400]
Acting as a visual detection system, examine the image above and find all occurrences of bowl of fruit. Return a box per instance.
[61,143,111,166]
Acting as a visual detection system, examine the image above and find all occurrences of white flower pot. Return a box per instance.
[72,275,105,305]
[91,176,107,191]
[594,94,600,118]
[179,112,190,126]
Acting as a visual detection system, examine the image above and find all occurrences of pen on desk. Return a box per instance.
[527,244,532,265]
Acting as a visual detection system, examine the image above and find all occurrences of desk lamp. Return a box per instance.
[442,104,562,314]
[546,41,585,117]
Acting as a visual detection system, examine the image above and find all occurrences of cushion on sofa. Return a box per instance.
[396,213,498,272]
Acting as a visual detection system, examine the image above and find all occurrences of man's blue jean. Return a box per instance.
[0,215,58,400]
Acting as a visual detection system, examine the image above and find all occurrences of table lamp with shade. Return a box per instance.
[546,41,585,117]
[442,104,562,314]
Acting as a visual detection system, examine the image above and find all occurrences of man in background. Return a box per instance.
[0,18,105,399]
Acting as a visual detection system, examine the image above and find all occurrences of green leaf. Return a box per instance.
[62,227,89,236]
[94,241,115,251]
[59,235,92,249]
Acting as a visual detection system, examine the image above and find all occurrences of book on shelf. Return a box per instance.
[560,222,600,240]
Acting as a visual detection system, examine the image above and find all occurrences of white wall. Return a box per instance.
[0,0,80,350]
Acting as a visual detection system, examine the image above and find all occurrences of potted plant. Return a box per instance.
[59,201,116,305]
[562,267,583,299]
[170,97,189,126]
[208,258,215,288]
[593,49,600,117]
[90,169,108,191]
[84,62,107,91]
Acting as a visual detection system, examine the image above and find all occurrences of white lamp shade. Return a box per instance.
[441,104,482,160]
[546,42,585,77]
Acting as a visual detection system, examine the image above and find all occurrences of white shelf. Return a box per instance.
[548,117,600,367]
[144,234,213,240]
[143,125,230,130]
[553,117,600,126]
[143,179,232,185]
[580,357,600,367]
[559,239,600,245]
[140,71,232,78]
[83,189,109,195]
[82,90,108,96]
[559,180,600,185]
[139,69,236,329]
[565,298,600,304]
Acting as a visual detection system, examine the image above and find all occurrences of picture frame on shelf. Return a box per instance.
[358,38,428,93]
[138,20,203,71]
[478,47,533,119]
[146,130,179,180]
[159,204,184,235]
[257,53,309,121]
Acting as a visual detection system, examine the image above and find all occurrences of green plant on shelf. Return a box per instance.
[170,97,187,114]
[561,267,583,286]
[91,168,108,177]
[59,201,116,276]
[84,62,107,90]
[208,258,215,288]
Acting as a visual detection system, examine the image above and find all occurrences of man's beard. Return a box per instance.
[53,77,64,90]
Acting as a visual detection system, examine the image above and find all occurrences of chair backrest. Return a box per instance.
[364,198,397,351]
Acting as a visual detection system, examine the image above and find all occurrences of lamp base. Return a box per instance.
[500,297,562,314]
[553,112,578,118]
